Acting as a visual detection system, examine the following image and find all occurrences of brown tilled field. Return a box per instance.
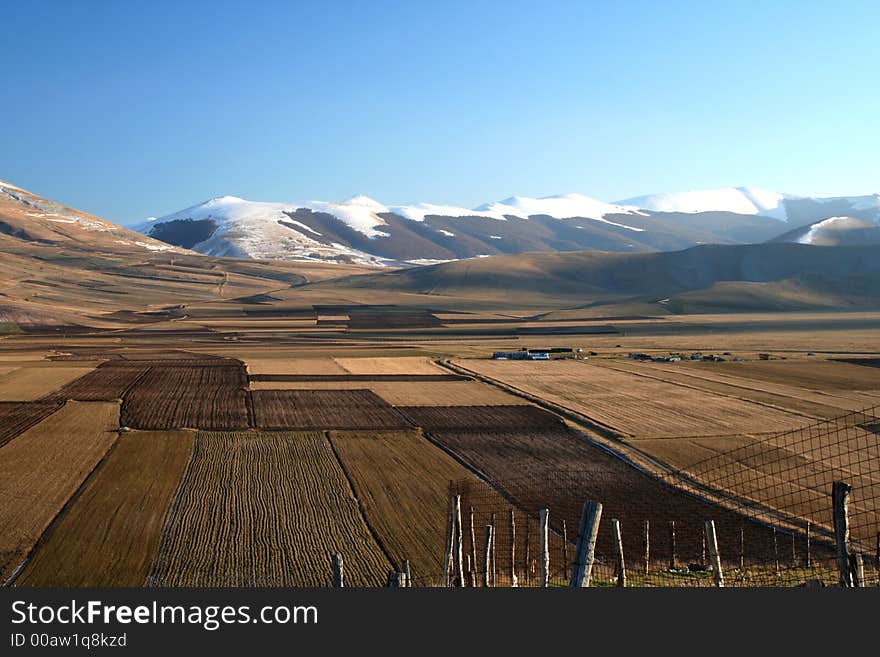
[121,365,249,430]
[0,400,64,448]
[250,389,411,430]
[0,364,98,401]
[456,359,810,438]
[398,404,568,432]
[328,429,482,584]
[248,380,529,406]
[58,363,151,401]
[0,401,119,581]
[15,431,194,586]
[424,424,782,567]
[149,431,391,586]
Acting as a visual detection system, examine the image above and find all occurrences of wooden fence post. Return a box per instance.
[704,520,724,588]
[669,520,676,570]
[453,494,464,587]
[510,509,518,587]
[739,527,744,571]
[483,525,493,588]
[469,506,477,588]
[562,519,569,582]
[773,526,779,575]
[401,559,411,588]
[644,520,650,575]
[806,521,812,568]
[850,553,864,588]
[332,553,344,588]
[832,481,853,587]
[524,516,531,586]
[443,494,454,587]
[539,508,550,587]
[570,501,602,588]
[612,519,626,587]
[490,523,497,587]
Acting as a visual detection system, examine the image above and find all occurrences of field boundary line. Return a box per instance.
[324,431,397,571]
[3,417,124,588]
[0,400,65,451]
[147,432,200,587]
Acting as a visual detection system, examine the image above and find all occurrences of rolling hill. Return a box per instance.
[307,243,880,312]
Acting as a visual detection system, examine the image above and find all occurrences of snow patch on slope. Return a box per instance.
[618,187,790,221]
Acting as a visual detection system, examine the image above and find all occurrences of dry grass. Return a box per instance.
[0,401,119,581]
[334,357,445,375]
[149,431,391,586]
[248,380,528,406]
[708,360,880,391]
[597,360,871,418]
[329,429,476,584]
[457,359,810,438]
[0,365,97,401]
[246,357,348,375]
[15,431,194,586]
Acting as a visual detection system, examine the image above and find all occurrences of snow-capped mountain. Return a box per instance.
[139,189,880,265]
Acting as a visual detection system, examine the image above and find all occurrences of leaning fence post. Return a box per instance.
[483,525,493,588]
[539,508,550,588]
[510,509,518,587]
[490,523,497,587]
[832,481,853,587]
[332,553,344,588]
[612,519,626,587]
[704,520,724,588]
[569,501,602,588]
[644,520,650,575]
[469,506,477,588]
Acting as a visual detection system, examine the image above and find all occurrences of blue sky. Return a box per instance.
[1,0,878,225]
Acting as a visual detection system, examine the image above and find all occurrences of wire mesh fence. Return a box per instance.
[440,405,880,587]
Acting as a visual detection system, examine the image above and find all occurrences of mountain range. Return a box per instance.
[137,187,880,265]
[1,179,879,329]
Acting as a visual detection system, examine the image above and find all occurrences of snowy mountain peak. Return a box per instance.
[342,194,387,210]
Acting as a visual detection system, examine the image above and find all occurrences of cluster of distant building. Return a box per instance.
[628,352,742,363]
[492,347,575,361]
